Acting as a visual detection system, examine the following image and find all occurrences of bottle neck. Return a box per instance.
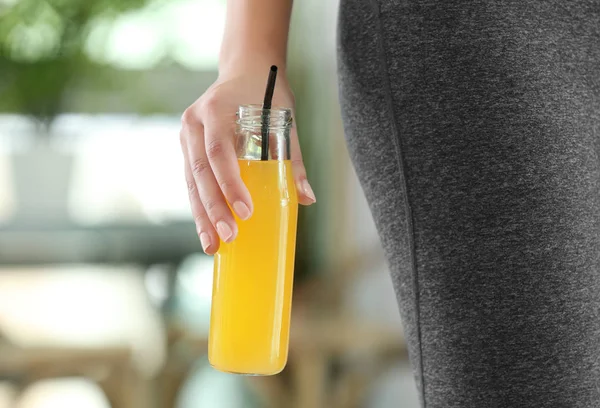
[236,105,293,161]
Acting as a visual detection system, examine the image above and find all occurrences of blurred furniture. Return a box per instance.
[0,382,16,408]
[286,314,406,408]
[161,312,405,408]
[0,222,198,266]
[0,221,199,316]
[160,245,407,408]
[0,343,136,408]
[0,268,167,408]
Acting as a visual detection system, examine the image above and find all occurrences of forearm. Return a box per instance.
[219,0,293,76]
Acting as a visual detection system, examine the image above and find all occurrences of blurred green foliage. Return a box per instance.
[0,0,149,124]
[0,0,327,280]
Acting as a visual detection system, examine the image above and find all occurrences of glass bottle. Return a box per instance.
[208,105,298,375]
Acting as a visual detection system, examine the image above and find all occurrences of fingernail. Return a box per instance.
[199,232,211,252]
[216,221,234,242]
[233,201,251,220]
[302,179,316,202]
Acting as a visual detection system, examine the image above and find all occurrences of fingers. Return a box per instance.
[290,125,316,206]
[179,84,314,260]
[182,111,238,247]
[181,133,219,254]
[203,110,253,220]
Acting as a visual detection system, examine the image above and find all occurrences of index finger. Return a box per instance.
[203,115,254,220]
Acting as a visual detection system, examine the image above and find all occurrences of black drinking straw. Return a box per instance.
[261,66,278,161]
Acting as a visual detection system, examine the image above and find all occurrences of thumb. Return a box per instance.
[290,125,316,206]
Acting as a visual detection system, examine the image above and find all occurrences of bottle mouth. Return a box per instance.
[236,104,293,130]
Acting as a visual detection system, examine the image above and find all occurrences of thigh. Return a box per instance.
[337,1,600,407]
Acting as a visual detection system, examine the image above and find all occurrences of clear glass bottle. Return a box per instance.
[208,105,298,375]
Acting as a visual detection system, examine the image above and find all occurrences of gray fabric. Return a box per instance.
[336,1,600,407]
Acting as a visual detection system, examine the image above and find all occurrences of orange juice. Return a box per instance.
[208,159,298,375]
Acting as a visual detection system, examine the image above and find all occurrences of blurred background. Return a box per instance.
[0,0,418,407]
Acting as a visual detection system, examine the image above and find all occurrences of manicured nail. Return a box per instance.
[199,232,211,252]
[302,179,316,202]
[233,201,251,220]
[216,221,234,242]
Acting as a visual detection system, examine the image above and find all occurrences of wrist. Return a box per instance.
[218,51,287,80]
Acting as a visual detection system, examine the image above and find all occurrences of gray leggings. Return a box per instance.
[337,1,600,407]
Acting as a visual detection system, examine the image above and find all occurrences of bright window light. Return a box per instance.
[86,11,166,70]
[168,0,225,70]
[84,0,224,71]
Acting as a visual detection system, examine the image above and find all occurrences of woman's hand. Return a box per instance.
[180,71,316,255]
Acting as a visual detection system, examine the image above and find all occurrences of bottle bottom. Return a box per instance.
[209,358,286,376]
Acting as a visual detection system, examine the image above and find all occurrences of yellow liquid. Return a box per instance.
[208,159,298,375]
